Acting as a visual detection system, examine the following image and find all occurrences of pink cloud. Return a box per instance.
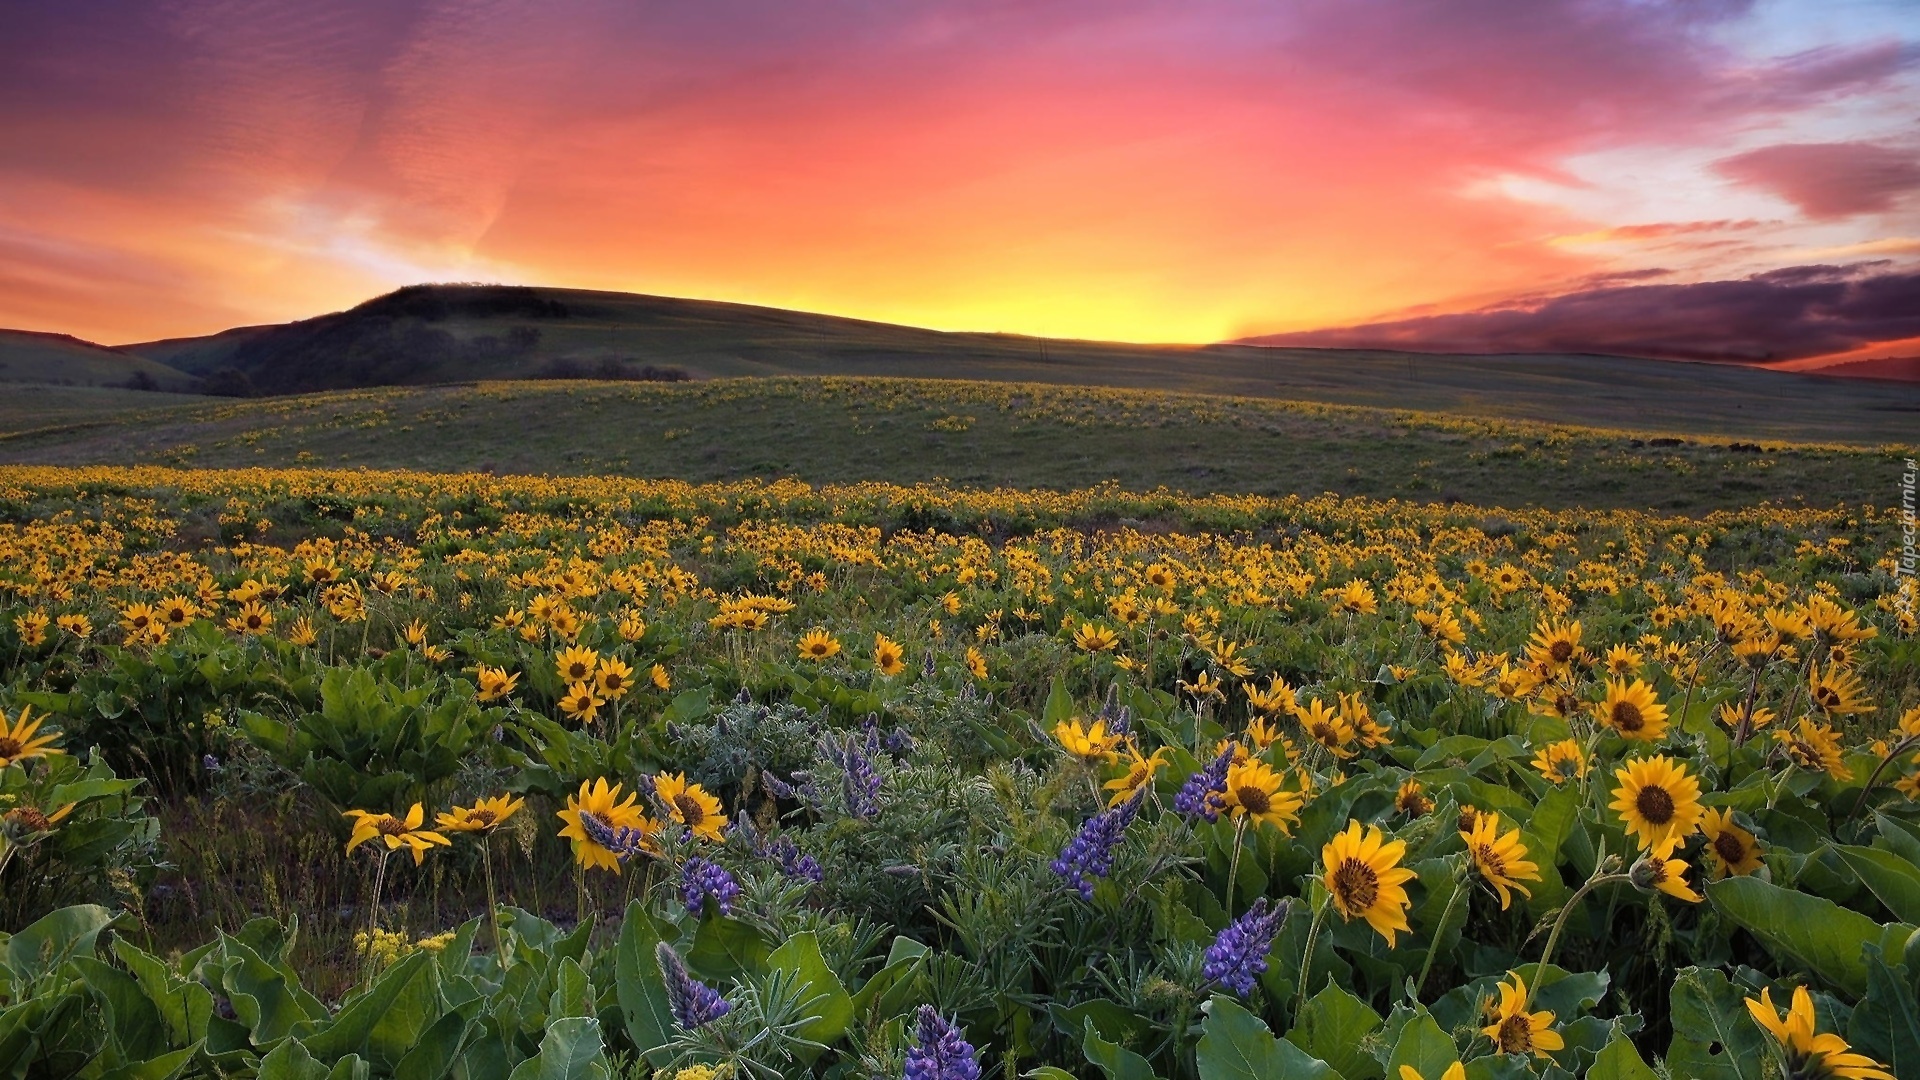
[1715,141,1920,219]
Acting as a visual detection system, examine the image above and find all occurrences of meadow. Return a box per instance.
[2,458,1918,1079]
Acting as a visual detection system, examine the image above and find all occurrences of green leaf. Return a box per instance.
[1849,945,1920,1078]
[505,1016,606,1080]
[1666,967,1766,1080]
[1044,678,1076,727]
[73,955,170,1061]
[613,902,675,1068]
[1590,1033,1659,1080]
[1706,876,1912,996]
[1025,1070,1078,1080]
[1833,844,1920,924]
[1196,996,1342,1080]
[1082,1017,1160,1080]
[5,904,114,983]
[391,1007,475,1080]
[113,939,213,1050]
[1873,813,1920,865]
[1286,982,1383,1080]
[300,952,435,1064]
[764,932,854,1060]
[1382,1008,1458,1080]
[257,1038,331,1080]
[91,1044,199,1080]
[685,914,769,982]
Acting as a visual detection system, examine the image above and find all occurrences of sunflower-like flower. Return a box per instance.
[1395,778,1433,817]
[1596,678,1668,742]
[1526,618,1583,670]
[1297,698,1357,759]
[1610,755,1704,851]
[1244,675,1297,716]
[1773,716,1852,780]
[1700,808,1764,879]
[1603,644,1642,677]
[655,772,728,841]
[555,645,599,684]
[2,800,75,837]
[1398,1066,1465,1080]
[558,681,605,724]
[595,657,635,700]
[1630,837,1702,902]
[1072,623,1119,653]
[227,601,273,635]
[1481,972,1565,1058]
[798,628,841,660]
[1715,701,1775,733]
[1103,743,1170,807]
[1055,717,1123,766]
[344,804,452,865]
[872,633,907,677]
[1221,760,1304,834]
[964,647,989,680]
[557,778,655,872]
[1746,986,1894,1080]
[0,706,61,768]
[1321,820,1416,945]
[1531,739,1589,784]
[1807,663,1871,716]
[475,666,519,702]
[1461,811,1541,910]
[436,794,525,834]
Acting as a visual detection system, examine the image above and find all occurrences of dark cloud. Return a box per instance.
[1242,263,1920,362]
[1715,141,1920,218]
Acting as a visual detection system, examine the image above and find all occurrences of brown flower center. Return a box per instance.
[1636,785,1676,825]
[1813,686,1839,708]
[1311,723,1337,744]
[1234,785,1271,815]
[471,809,497,827]
[1612,702,1644,732]
[376,816,410,836]
[1497,1015,1535,1053]
[674,794,706,827]
[1332,858,1380,912]
[6,807,52,831]
[1474,844,1506,879]
[0,737,22,758]
[1713,831,1747,866]
[1549,641,1573,663]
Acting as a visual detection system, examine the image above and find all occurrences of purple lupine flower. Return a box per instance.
[1050,794,1142,899]
[577,810,652,864]
[656,942,731,1028]
[904,1006,980,1080]
[822,729,882,819]
[1202,897,1289,998]
[768,835,825,883]
[765,773,797,800]
[1174,746,1235,822]
[681,857,741,915]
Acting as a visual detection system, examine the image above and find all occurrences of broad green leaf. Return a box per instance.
[257,1038,331,1080]
[300,951,434,1064]
[1706,876,1912,996]
[1873,813,1920,865]
[1666,967,1765,1080]
[391,1007,475,1080]
[1196,996,1342,1080]
[1286,982,1383,1080]
[1025,1070,1077,1080]
[1081,1016,1160,1080]
[1833,844,1920,924]
[764,931,853,1059]
[1383,1008,1459,1080]
[5,904,114,983]
[1849,946,1920,1078]
[613,902,675,1068]
[92,1043,199,1080]
[73,955,170,1061]
[506,1016,606,1080]
[685,914,769,982]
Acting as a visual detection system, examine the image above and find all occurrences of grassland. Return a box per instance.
[0,329,202,390]
[0,376,1906,513]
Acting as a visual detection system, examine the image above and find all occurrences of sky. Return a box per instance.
[2,0,1917,365]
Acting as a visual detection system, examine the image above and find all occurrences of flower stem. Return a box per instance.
[1295,895,1329,1021]
[1530,869,1629,1007]
[482,834,506,970]
[1225,816,1250,915]
[363,849,392,992]
[1847,735,1918,821]
[1413,871,1468,1002]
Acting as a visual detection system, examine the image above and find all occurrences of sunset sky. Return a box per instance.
[2,0,1916,363]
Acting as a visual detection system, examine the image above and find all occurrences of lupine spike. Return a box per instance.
[904,1005,981,1080]
[656,942,731,1028]
[1202,897,1289,997]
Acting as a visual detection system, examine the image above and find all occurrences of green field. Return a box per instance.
[0,376,1906,512]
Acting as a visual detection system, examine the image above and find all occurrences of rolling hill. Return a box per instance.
[0,329,203,391]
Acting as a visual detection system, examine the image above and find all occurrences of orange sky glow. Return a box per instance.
[1,1,1915,361]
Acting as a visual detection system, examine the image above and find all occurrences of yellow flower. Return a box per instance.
[475,666,519,702]
[1297,698,1356,759]
[1072,622,1119,652]
[287,616,319,647]
[555,645,599,684]
[1531,739,1589,784]
[436,794,525,833]
[1597,678,1668,742]
[1807,663,1871,716]
[1222,759,1303,834]
[1481,971,1565,1058]
[965,646,989,680]
[1631,837,1702,902]
[1398,1065,1465,1080]
[344,803,452,865]
[1245,675,1297,716]
[403,619,430,648]
[872,633,907,677]
[1746,986,1894,1080]
[1395,778,1433,817]
[1603,644,1642,676]
[0,706,61,768]
[227,600,273,635]
[15,611,48,647]
[557,778,655,872]
[56,613,92,638]
[1772,716,1852,780]
[1526,618,1583,669]
[1321,820,1416,945]
[1700,808,1764,879]
[1609,755,1704,851]
[798,629,841,660]
[655,772,728,841]
[595,657,635,700]
[2,801,76,835]
[558,681,606,724]
[1104,743,1170,807]
[650,663,671,691]
[1461,811,1541,910]
[1055,717,1123,765]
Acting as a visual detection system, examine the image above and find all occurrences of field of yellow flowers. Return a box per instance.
[2,463,1918,1079]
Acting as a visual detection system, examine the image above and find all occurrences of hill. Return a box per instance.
[0,376,1902,513]
[0,329,203,391]
[106,284,1920,445]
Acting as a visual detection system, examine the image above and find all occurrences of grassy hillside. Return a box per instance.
[0,329,204,390]
[114,284,1920,444]
[0,376,1902,512]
